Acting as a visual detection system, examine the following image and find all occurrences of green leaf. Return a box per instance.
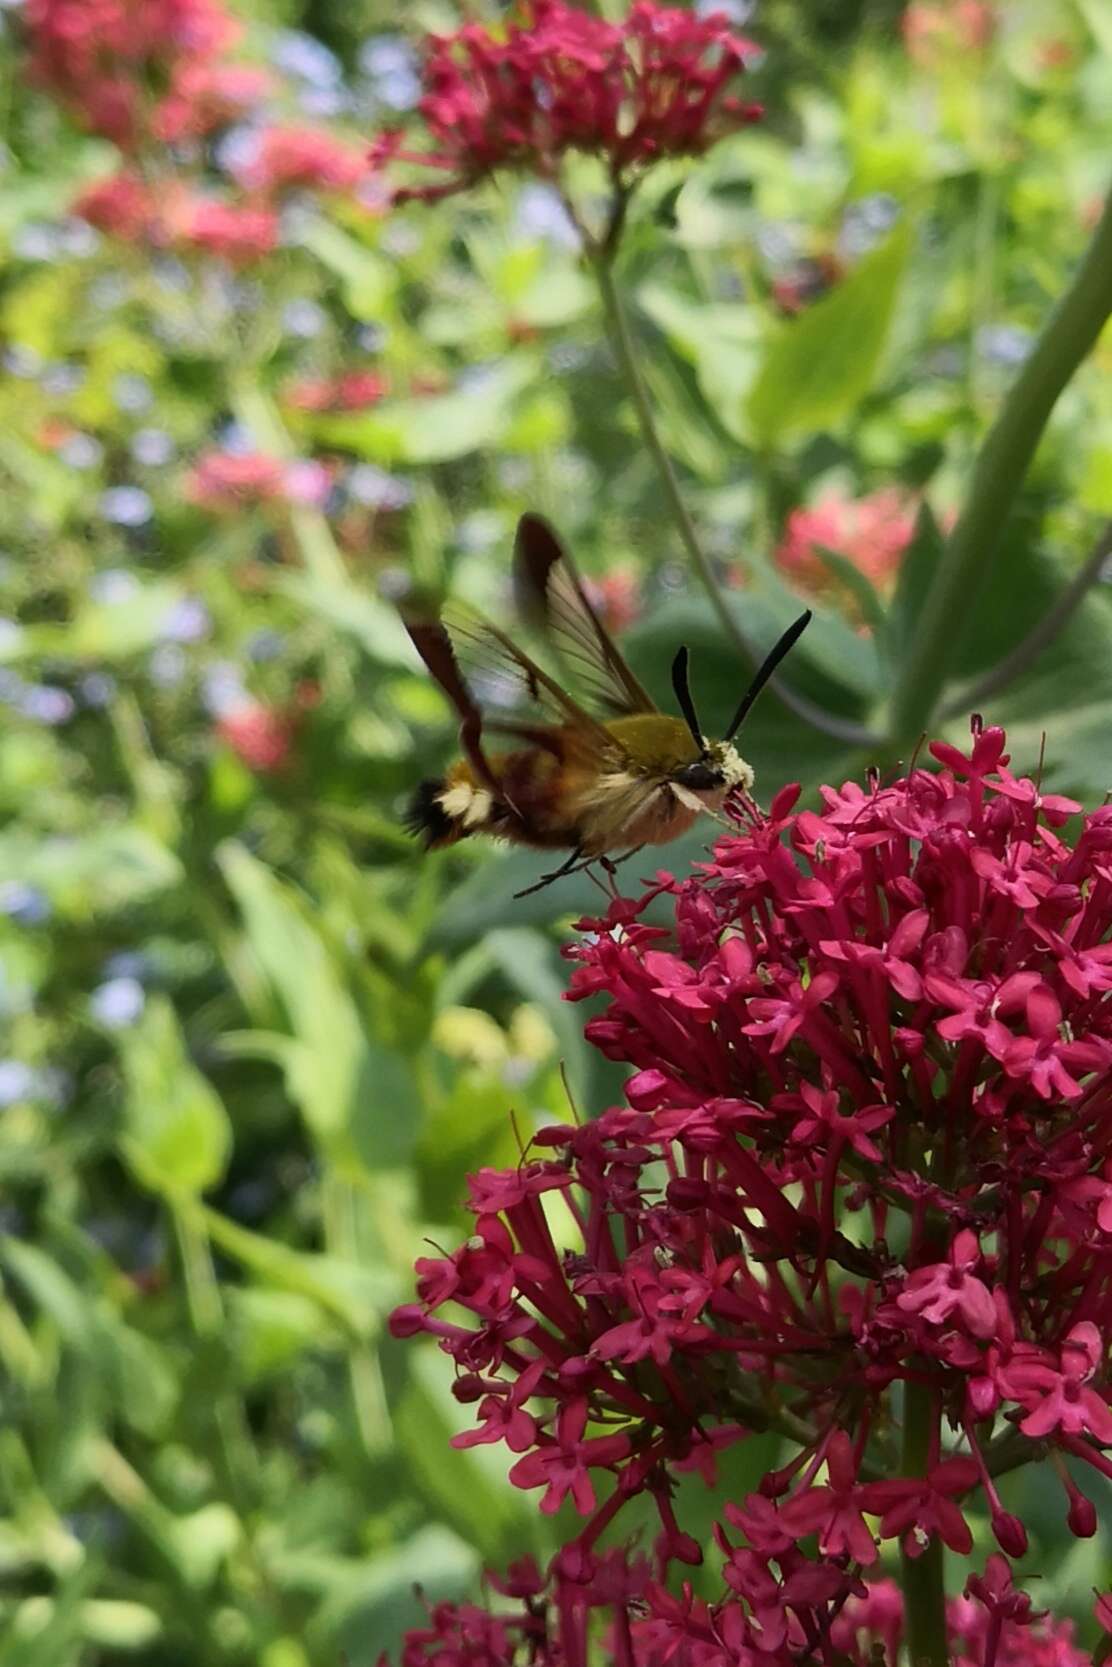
[747,217,914,447]
[217,844,419,1175]
[485,927,590,1108]
[316,358,537,466]
[27,583,183,663]
[297,222,397,320]
[277,573,416,669]
[116,997,232,1196]
[201,1206,394,1338]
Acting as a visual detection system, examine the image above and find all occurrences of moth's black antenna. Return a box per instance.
[724,611,813,740]
[671,646,704,751]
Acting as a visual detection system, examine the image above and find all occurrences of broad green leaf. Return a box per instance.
[27,583,183,663]
[116,996,232,1196]
[316,358,537,466]
[0,826,182,916]
[201,1206,394,1338]
[296,221,397,320]
[277,573,416,669]
[306,1525,478,1667]
[747,217,914,446]
[217,844,419,1175]
[485,927,589,1107]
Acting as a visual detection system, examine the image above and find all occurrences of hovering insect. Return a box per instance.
[403,514,811,894]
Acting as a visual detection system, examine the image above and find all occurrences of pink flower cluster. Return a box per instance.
[390,722,1112,1662]
[185,450,331,512]
[26,0,251,146]
[374,0,762,206]
[774,488,917,607]
[385,1557,1102,1667]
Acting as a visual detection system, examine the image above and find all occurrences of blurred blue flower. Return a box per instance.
[78,672,117,708]
[515,184,580,251]
[112,373,154,413]
[98,486,154,526]
[160,596,211,644]
[246,628,286,662]
[215,420,257,456]
[976,324,1032,366]
[695,0,754,15]
[2,344,42,378]
[12,222,60,261]
[88,274,128,310]
[213,123,263,176]
[840,194,900,258]
[347,464,415,510]
[131,428,176,467]
[41,361,86,397]
[0,669,26,705]
[89,568,140,604]
[272,30,342,88]
[356,323,388,353]
[58,216,98,257]
[0,1061,34,1105]
[359,35,421,110]
[59,432,104,470]
[151,256,190,293]
[90,976,145,1029]
[103,951,150,982]
[282,298,328,339]
[202,661,247,717]
[0,881,50,926]
[21,685,75,725]
[149,644,187,688]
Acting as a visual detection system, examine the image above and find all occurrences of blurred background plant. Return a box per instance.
[0,0,1110,1661]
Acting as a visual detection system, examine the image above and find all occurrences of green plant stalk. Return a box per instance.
[888,180,1112,745]
[901,1382,948,1667]
[321,1174,393,1457]
[591,251,879,749]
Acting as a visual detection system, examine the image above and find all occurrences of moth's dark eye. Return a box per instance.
[674,760,723,791]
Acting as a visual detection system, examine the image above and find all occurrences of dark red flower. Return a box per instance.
[373,0,761,207]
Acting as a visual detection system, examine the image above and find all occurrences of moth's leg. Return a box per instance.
[514,847,586,900]
[597,844,647,897]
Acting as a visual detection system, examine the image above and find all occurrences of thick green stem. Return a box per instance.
[591,252,878,749]
[888,179,1112,745]
[901,1381,949,1667]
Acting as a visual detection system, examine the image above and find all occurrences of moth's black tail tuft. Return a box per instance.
[405,778,463,849]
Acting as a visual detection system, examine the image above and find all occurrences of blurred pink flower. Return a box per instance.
[26,0,239,145]
[168,196,279,265]
[774,488,916,608]
[185,451,288,511]
[285,371,389,412]
[153,60,273,142]
[216,702,293,774]
[73,170,160,241]
[903,0,995,66]
[234,124,366,196]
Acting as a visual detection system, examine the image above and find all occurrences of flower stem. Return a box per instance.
[590,250,879,749]
[901,1381,948,1667]
[888,180,1112,746]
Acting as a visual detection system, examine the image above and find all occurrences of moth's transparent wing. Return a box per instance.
[513,513,656,718]
[441,601,619,758]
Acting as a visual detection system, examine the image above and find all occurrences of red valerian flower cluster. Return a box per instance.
[26,0,249,146]
[390,722,1112,1663]
[383,1556,1100,1666]
[373,0,762,206]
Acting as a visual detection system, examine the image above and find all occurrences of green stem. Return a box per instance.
[901,1381,948,1667]
[590,251,879,749]
[888,179,1112,745]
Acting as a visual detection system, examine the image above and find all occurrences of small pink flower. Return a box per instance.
[185,450,288,511]
[216,702,293,774]
[774,488,916,609]
[234,124,366,196]
[896,1230,996,1339]
[508,1398,631,1515]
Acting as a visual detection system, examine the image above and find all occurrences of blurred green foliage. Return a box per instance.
[0,0,1111,1660]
